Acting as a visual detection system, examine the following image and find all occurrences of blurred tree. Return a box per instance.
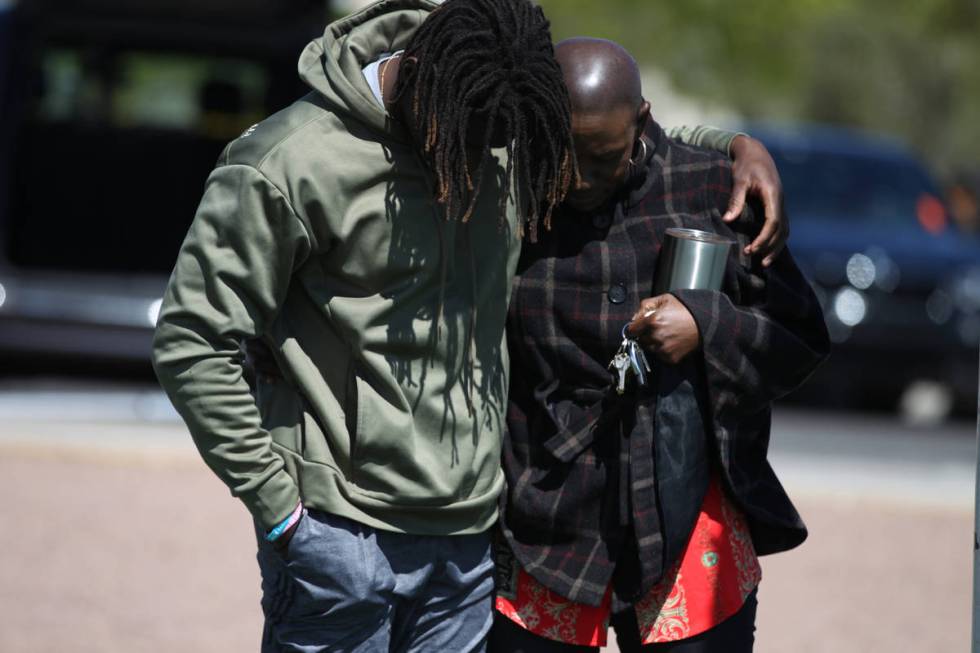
[539,0,980,176]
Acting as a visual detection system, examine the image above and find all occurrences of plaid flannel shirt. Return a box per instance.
[499,122,830,607]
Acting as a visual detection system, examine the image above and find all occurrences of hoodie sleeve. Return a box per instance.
[665,125,747,157]
[671,197,831,417]
[152,163,312,530]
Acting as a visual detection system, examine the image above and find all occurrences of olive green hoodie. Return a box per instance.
[153,0,518,534]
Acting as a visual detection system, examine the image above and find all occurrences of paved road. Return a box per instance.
[0,382,974,652]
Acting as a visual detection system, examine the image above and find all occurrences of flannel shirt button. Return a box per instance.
[608,283,627,304]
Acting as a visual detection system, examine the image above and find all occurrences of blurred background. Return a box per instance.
[0,0,977,651]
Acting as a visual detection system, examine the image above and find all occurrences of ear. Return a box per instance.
[399,55,419,77]
[635,99,652,139]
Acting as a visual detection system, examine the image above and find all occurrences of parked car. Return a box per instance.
[748,123,980,415]
[0,0,325,365]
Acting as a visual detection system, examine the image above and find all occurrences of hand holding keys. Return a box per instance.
[607,323,652,395]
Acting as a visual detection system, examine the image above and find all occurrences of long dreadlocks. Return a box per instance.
[393,0,576,242]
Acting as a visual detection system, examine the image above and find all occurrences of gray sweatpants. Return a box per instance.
[255,508,495,652]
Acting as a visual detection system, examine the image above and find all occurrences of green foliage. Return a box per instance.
[538,0,980,177]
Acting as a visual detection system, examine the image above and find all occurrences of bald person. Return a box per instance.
[491,38,829,653]
[559,38,787,264]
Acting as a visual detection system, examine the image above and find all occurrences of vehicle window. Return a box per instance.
[37,48,268,139]
[770,148,940,226]
[8,46,275,274]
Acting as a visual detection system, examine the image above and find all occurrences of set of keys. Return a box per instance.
[608,323,652,395]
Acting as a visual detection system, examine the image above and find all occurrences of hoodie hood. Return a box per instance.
[298,0,440,138]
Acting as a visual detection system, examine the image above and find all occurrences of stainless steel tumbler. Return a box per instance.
[652,228,734,293]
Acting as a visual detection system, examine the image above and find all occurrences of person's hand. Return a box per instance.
[626,295,700,365]
[723,134,787,267]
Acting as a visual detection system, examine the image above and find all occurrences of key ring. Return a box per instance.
[620,321,651,388]
[622,308,656,341]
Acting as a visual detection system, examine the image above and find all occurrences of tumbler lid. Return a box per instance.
[664,227,733,245]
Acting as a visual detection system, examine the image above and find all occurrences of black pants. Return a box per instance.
[487,589,757,653]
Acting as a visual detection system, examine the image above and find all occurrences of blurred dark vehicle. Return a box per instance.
[0,0,327,367]
[946,171,980,237]
[751,124,980,415]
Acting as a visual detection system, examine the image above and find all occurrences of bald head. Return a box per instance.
[555,37,644,115]
[555,38,651,212]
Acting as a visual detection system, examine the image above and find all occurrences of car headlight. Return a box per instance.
[952,268,980,314]
[926,289,954,325]
[958,314,980,347]
[833,287,867,327]
[863,247,901,292]
[845,253,876,290]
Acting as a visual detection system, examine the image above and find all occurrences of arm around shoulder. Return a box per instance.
[665,124,746,156]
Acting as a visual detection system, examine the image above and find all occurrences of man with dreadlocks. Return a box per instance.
[387,0,576,239]
[154,1,574,649]
[153,0,788,650]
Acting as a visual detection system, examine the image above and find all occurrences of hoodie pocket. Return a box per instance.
[345,356,360,480]
[292,390,350,477]
[258,382,306,454]
[349,366,460,505]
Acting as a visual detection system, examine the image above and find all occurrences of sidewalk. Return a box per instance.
[0,391,973,652]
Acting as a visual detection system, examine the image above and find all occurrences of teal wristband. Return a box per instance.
[266,503,303,542]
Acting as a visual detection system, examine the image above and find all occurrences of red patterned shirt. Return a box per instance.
[495,477,762,646]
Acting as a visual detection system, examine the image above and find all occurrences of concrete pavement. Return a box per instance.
[0,383,973,652]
